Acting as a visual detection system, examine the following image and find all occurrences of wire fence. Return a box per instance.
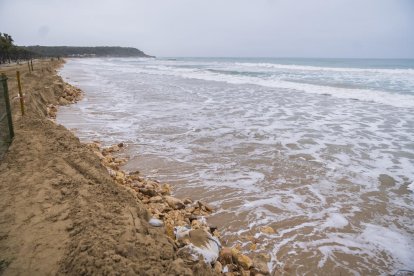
[0,74,14,160]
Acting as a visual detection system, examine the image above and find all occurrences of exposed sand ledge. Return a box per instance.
[0,59,269,275]
[0,60,217,275]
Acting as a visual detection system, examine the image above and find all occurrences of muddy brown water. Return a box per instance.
[57,57,414,275]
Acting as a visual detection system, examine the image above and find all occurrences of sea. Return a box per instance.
[58,57,414,275]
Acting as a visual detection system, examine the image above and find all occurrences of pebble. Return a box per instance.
[260,226,275,234]
[148,218,164,227]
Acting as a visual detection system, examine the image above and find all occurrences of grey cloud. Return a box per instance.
[0,0,413,58]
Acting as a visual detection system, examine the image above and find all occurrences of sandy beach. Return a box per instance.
[0,60,213,275]
[0,60,270,275]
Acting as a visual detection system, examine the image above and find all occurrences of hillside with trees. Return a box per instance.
[23,46,154,58]
[1,32,153,64]
[0,33,37,64]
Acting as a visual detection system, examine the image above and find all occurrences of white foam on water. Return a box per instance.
[58,58,414,275]
[322,213,349,229]
[287,222,414,273]
[123,64,414,108]
[234,62,414,75]
[360,224,414,269]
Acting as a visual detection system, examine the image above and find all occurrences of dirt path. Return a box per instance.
[0,61,213,275]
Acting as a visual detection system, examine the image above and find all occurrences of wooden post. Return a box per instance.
[30,59,34,71]
[27,61,31,73]
[1,73,14,139]
[16,71,25,116]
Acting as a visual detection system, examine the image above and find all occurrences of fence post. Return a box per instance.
[16,71,25,116]
[27,61,31,73]
[30,59,34,71]
[1,73,14,139]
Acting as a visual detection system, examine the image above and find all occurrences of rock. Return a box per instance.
[253,254,270,274]
[174,226,221,264]
[214,261,223,273]
[102,145,120,155]
[165,196,185,210]
[95,151,105,160]
[107,168,117,177]
[235,254,253,270]
[114,157,127,165]
[145,180,159,190]
[183,198,193,204]
[58,97,70,105]
[149,196,163,203]
[259,253,271,262]
[219,247,233,265]
[111,254,121,262]
[138,188,157,197]
[165,224,175,239]
[197,201,213,212]
[148,218,164,227]
[191,219,202,229]
[241,270,251,276]
[231,247,240,258]
[103,155,113,164]
[260,226,275,234]
[115,171,125,183]
[160,184,171,195]
[153,202,169,213]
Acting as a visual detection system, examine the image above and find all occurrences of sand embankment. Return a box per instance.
[0,60,214,275]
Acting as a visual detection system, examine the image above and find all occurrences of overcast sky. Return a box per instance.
[0,0,413,58]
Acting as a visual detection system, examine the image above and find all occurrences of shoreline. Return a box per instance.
[0,59,268,275]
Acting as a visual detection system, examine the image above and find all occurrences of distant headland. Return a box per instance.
[23,46,154,58]
[1,32,154,63]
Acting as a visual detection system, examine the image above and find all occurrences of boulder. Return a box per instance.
[214,261,223,273]
[183,198,193,204]
[197,201,213,212]
[160,183,171,195]
[219,247,233,265]
[253,254,270,275]
[149,196,163,203]
[236,254,253,270]
[165,196,185,210]
[138,188,157,197]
